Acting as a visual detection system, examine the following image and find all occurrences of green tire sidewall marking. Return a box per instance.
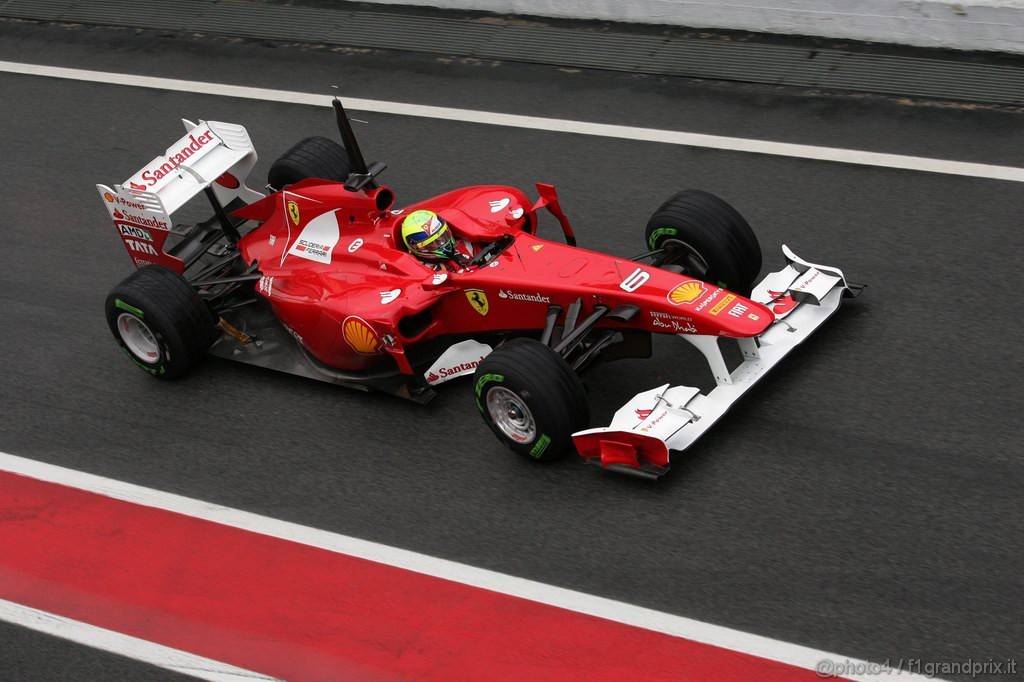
[121,346,163,375]
[474,373,504,411]
[529,433,551,459]
[115,298,145,318]
[648,227,677,251]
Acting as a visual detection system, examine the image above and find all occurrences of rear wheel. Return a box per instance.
[644,189,762,295]
[268,136,353,190]
[473,338,589,462]
[105,266,219,380]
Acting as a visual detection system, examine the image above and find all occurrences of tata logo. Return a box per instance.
[124,239,158,256]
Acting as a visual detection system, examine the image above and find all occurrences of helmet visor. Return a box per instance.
[407,213,455,260]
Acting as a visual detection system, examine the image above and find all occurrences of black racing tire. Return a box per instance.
[267,136,354,190]
[473,338,589,462]
[644,189,762,296]
[105,265,219,380]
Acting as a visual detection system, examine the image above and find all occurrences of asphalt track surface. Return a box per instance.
[1,18,1023,680]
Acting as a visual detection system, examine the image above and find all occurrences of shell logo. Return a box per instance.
[103,192,114,203]
[342,317,381,354]
[667,281,707,306]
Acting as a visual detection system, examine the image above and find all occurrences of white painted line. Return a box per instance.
[0,451,939,682]
[1,60,1023,184]
[0,599,278,681]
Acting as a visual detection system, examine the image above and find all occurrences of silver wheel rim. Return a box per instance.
[117,312,160,363]
[486,386,537,444]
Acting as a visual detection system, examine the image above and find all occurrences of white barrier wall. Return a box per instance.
[361,0,1024,54]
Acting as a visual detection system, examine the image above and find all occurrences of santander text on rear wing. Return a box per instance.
[96,120,264,273]
[572,246,864,479]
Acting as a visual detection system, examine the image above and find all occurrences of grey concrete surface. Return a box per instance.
[356,0,1024,54]
[3,3,1024,105]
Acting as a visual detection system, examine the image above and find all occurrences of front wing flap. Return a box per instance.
[572,246,862,479]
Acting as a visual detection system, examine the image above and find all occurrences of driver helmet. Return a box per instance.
[401,210,456,261]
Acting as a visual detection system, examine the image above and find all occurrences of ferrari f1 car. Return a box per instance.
[98,100,862,478]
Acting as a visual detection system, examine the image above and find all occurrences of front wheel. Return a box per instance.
[473,338,589,462]
[105,265,219,380]
[644,189,762,296]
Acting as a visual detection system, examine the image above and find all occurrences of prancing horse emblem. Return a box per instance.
[465,289,489,316]
[287,200,300,226]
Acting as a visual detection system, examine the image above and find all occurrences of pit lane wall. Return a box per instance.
[361,0,1024,54]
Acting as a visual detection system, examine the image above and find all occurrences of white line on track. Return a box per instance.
[0,599,277,681]
[1,60,1023,184]
[0,451,939,682]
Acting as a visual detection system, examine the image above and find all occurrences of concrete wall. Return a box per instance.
[361,0,1024,54]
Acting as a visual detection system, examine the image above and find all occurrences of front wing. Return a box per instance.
[572,246,863,478]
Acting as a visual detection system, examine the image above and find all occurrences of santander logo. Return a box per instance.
[425,356,485,384]
[130,126,219,189]
[112,208,169,231]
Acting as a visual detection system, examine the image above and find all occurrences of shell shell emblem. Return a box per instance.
[342,317,381,354]
[667,281,707,306]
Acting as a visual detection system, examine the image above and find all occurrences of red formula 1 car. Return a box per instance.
[98,101,862,478]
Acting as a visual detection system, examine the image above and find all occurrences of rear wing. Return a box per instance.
[96,120,264,272]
